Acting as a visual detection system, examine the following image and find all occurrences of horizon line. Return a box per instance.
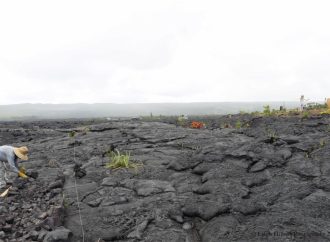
[0,100,310,105]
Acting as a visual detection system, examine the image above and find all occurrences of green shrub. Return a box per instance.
[251,111,261,116]
[235,120,242,129]
[302,111,309,119]
[263,105,271,116]
[177,115,186,126]
[305,103,327,110]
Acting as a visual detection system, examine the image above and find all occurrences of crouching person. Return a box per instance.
[0,146,29,189]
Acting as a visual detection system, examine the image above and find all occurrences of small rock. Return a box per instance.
[161,160,170,165]
[112,210,124,216]
[9,205,17,212]
[168,210,184,223]
[183,222,193,230]
[2,224,12,233]
[22,234,31,240]
[167,161,186,171]
[0,206,8,213]
[51,188,62,196]
[192,164,211,175]
[5,216,14,224]
[127,220,150,239]
[233,200,267,215]
[280,135,300,144]
[182,201,230,221]
[74,164,86,178]
[101,177,117,187]
[22,203,32,209]
[29,230,39,240]
[101,199,115,207]
[250,160,267,172]
[87,198,103,207]
[63,169,74,177]
[115,197,128,204]
[14,231,23,238]
[39,212,48,220]
[38,230,48,241]
[14,179,27,189]
[278,149,292,160]
[26,170,39,179]
[48,180,63,190]
[0,231,4,239]
[43,227,72,242]
[289,156,321,178]
[135,180,176,196]
[75,169,86,179]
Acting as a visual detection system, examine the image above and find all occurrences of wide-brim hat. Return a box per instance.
[13,146,29,161]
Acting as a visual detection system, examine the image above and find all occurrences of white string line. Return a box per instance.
[63,184,97,190]
[73,141,85,242]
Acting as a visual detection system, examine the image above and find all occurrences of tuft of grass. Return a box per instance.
[320,139,326,148]
[235,120,242,129]
[68,131,76,138]
[266,128,278,143]
[106,149,140,171]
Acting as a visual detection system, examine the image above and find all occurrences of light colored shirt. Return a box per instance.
[0,145,19,173]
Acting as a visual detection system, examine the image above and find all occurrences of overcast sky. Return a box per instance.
[0,0,329,104]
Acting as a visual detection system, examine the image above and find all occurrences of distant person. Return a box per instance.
[300,95,309,111]
[0,146,29,189]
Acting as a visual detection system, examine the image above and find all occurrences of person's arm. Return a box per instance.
[7,155,19,173]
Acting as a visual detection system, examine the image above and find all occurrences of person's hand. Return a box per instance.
[18,166,28,178]
[18,171,28,178]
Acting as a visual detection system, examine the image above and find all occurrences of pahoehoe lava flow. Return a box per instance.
[1,114,330,242]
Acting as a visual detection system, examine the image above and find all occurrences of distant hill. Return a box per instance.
[0,102,300,120]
